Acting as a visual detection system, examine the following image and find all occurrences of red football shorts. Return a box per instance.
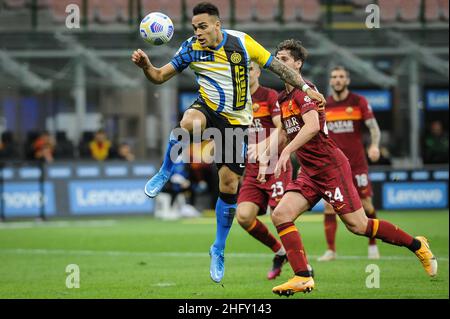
[285,160,362,215]
[350,166,373,199]
[238,165,293,215]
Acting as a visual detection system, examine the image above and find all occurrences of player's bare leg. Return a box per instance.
[237,202,287,280]
[210,165,240,283]
[144,109,207,198]
[339,208,437,277]
[318,202,338,262]
[361,197,380,259]
[271,192,315,296]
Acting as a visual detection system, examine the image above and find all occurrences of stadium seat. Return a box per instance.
[398,0,421,22]
[439,0,449,20]
[234,0,254,23]
[283,0,302,22]
[49,0,83,23]
[35,0,50,8]
[378,0,399,22]
[141,0,182,24]
[254,0,279,22]
[298,0,321,23]
[425,0,441,22]
[185,0,231,24]
[351,0,373,7]
[89,0,120,23]
[3,0,26,9]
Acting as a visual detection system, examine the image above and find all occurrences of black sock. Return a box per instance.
[295,271,311,277]
[407,238,422,252]
[219,192,237,204]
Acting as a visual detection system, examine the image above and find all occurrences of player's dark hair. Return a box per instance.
[275,39,308,70]
[193,2,220,18]
[331,65,350,78]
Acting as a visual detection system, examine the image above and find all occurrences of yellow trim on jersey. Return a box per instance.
[244,34,272,67]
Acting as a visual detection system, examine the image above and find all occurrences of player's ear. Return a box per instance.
[296,60,303,72]
[346,76,351,86]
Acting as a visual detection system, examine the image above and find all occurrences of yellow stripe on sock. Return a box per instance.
[247,220,258,232]
[372,219,379,238]
[279,225,298,237]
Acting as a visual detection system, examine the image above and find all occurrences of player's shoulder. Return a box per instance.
[348,91,368,104]
[224,29,248,40]
[176,36,197,53]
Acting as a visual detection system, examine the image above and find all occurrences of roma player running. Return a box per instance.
[236,62,292,280]
[318,66,382,262]
[131,3,325,284]
[269,39,437,296]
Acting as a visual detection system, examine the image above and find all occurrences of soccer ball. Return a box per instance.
[139,12,174,46]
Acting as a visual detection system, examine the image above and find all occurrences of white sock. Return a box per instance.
[275,246,286,256]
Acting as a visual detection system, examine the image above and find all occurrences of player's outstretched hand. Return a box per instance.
[368,144,380,162]
[274,150,290,179]
[306,89,326,108]
[131,49,151,69]
[257,164,268,183]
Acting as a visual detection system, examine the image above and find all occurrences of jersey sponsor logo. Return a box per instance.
[230,52,242,64]
[249,118,264,133]
[283,116,301,134]
[327,120,355,133]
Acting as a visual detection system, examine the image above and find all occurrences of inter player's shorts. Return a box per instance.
[238,165,293,215]
[286,159,362,215]
[350,166,373,199]
[188,99,248,176]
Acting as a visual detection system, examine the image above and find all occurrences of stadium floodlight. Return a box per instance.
[54,32,140,88]
[304,30,398,88]
[0,50,52,93]
[386,31,449,79]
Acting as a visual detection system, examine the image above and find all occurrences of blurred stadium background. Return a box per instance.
[0,0,448,299]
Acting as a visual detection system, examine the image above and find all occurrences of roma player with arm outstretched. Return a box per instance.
[269,39,437,296]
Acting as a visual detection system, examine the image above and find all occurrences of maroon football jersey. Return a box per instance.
[245,86,280,176]
[278,86,345,177]
[325,92,374,170]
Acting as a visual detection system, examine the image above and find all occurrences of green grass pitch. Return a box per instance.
[0,210,448,299]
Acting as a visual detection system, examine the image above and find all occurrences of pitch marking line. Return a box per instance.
[0,220,118,230]
[0,248,447,261]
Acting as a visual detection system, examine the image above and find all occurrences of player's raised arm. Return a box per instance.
[131,49,177,84]
[275,110,320,178]
[267,58,326,107]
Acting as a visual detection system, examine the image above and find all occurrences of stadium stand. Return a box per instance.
[398,0,421,22]
[185,0,231,24]
[254,0,279,22]
[234,0,254,23]
[378,0,399,23]
[141,0,183,24]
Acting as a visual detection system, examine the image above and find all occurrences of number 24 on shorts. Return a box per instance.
[325,187,344,203]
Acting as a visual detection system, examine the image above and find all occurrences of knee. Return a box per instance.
[219,175,239,193]
[180,116,194,132]
[363,202,375,216]
[236,208,254,229]
[271,205,292,227]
